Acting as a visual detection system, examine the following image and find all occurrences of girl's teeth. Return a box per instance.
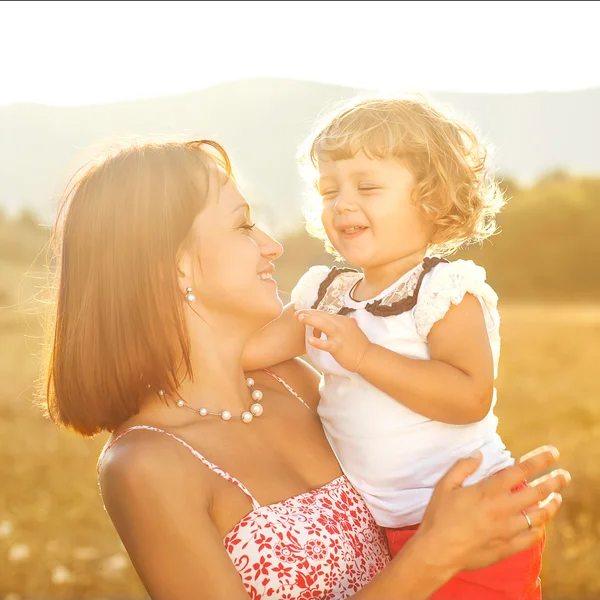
[258,273,273,280]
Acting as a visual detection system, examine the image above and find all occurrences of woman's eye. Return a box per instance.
[240,222,256,231]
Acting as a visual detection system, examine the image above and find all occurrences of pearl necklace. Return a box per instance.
[157,377,264,424]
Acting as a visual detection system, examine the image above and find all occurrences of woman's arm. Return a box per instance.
[242,302,307,371]
[99,432,252,600]
[297,294,493,424]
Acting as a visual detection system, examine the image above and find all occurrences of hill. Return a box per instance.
[1,78,599,234]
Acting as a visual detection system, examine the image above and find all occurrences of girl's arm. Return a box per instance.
[100,434,568,600]
[297,293,494,425]
[242,302,307,371]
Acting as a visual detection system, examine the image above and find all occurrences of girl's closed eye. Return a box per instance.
[321,189,338,199]
[358,183,381,192]
[238,222,256,232]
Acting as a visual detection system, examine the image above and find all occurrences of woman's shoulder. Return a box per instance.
[98,426,212,506]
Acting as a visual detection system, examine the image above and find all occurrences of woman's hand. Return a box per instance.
[414,446,570,574]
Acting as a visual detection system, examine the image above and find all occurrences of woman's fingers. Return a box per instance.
[487,496,555,564]
[465,495,555,572]
[485,446,560,493]
[475,526,546,570]
[507,469,570,513]
[517,445,560,464]
[505,492,562,537]
[516,445,560,479]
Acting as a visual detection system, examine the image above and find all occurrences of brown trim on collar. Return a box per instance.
[310,266,360,310]
[362,256,448,317]
[309,257,448,318]
[310,257,449,318]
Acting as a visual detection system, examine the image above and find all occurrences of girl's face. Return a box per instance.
[318,152,434,269]
[179,175,284,333]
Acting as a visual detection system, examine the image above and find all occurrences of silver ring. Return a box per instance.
[523,511,533,530]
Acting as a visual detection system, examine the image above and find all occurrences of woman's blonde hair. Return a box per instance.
[301,94,506,257]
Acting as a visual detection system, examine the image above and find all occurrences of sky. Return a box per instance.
[1,0,599,106]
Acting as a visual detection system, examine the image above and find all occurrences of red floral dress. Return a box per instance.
[99,371,390,599]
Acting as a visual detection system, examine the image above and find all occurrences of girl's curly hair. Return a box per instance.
[300,94,506,257]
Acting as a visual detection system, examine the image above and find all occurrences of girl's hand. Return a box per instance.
[295,309,372,372]
[414,446,570,574]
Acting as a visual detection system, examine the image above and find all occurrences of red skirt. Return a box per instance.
[385,482,545,599]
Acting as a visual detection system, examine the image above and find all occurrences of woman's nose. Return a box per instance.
[260,231,284,260]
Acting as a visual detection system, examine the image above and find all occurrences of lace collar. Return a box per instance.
[311,257,448,317]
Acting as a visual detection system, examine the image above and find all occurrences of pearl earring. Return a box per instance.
[185,287,196,303]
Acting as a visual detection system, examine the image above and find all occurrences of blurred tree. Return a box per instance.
[18,207,41,231]
[279,172,600,302]
[0,208,49,265]
[537,168,571,186]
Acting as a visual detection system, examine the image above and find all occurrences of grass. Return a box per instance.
[0,272,599,598]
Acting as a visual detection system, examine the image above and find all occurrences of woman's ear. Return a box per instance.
[176,249,194,296]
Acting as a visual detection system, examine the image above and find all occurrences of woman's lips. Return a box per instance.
[258,272,277,285]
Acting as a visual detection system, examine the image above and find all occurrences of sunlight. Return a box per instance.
[1,0,598,106]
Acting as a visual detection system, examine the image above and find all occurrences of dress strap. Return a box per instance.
[262,368,317,416]
[98,425,261,510]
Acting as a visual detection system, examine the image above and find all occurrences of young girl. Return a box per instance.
[243,96,545,599]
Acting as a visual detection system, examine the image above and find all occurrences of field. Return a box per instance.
[0,262,599,598]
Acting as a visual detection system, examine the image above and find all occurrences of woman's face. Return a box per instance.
[179,174,284,333]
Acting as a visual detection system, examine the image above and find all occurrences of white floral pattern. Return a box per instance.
[223,475,390,599]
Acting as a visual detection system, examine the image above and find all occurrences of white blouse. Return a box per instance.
[292,258,514,528]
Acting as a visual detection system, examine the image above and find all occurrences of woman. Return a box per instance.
[45,139,569,599]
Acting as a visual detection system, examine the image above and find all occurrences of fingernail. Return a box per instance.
[469,450,482,460]
[298,314,305,322]
[550,446,560,460]
[309,337,317,344]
